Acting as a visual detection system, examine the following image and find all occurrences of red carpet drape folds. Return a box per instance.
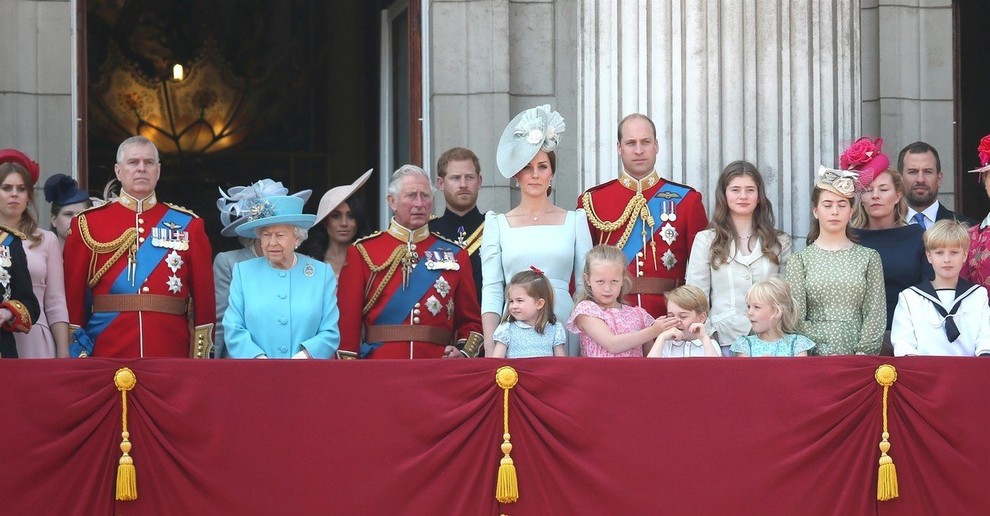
[2,357,989,515]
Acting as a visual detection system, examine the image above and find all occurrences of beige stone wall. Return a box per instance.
[0,0,74,226]
[428,0,579,215]
[861,0,955,208]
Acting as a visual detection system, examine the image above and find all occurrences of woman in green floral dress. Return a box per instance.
[786,166,886,355]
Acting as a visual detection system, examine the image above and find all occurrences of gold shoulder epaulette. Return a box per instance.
[432,232,461,247]
[661,178,699,193]
[583,179,617,196]
[0,224,27,240]
[353,230,383,245]
[78,201,112,216]
[165,203,200,218]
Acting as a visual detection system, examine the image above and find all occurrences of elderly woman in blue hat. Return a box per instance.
[224,195,340,359]
[480,105,593,356]
[213,180,312,357]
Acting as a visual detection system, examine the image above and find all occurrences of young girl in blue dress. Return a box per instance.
[731,277,815,357]
[491,267,567,358]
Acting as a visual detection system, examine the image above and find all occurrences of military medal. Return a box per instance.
[167,275,183,293]
[0,267,9,299]
[442,250,460,270]
[426,295,443,316]
[660,202,669,222]
[400,242,418,288]
[304,263,315,277]
[662,249,677,270]
[667,200,677,222]
[165,250,184,273]
[456,225,467,247]
[434,276,451,298]
[0,246,10,268]
[660,223,678,246]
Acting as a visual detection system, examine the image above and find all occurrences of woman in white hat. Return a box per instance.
[301,169,373,274]
[224,195,340,359]
[480,105,593,356]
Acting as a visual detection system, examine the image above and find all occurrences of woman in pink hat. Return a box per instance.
[301,169,373,275]
[961,134,990,289]
[847,138,931,351]
[0,149,67,358]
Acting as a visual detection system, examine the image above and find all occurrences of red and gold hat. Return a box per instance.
[967,134,990,182]
[0,148,40,185]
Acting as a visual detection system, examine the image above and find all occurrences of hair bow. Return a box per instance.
[529,265,544,276]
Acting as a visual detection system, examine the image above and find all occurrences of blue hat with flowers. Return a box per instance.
[235,195,316,238]
[217,179,312,237]
[496,104,566,179]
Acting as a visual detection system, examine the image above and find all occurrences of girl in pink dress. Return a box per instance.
[566,245,675,357]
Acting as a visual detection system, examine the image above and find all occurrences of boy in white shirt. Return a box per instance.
[891,220,990,356]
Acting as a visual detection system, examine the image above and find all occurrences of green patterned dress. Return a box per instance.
[786,243,886,355]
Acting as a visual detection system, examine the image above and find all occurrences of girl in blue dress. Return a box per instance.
[491,267,567,358]
[731,277,815,357]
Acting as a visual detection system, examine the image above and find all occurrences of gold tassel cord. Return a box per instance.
[114,368,138,501]
[875,364,899,501]
[495,366,519,504]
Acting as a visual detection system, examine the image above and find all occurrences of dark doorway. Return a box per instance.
[955,0,990,220]
[82,1,391,253]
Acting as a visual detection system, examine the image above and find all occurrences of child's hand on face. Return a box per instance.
[651,316,679,336]
[656,327,683,343]
[687,322,709,340]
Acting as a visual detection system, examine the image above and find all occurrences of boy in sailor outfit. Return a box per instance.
[891,220,990,356]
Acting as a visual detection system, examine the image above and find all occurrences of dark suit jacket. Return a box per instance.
[935,203,979,227]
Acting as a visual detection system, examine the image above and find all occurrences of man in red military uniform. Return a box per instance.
[579,114,708,317]
[64,136,215,358]
[337,165,482,359]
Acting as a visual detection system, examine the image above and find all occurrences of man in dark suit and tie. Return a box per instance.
[898,141,978,229]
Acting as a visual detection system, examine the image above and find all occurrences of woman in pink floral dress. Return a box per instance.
[961,135,990,290]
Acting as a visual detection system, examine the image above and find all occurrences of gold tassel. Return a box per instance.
[114,368,138,501]
[875,364,899,501]
[495,366,519,504]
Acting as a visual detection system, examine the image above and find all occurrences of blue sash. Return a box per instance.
[81,209,193,347]
[360,238,450,358]
[620,182,689,265]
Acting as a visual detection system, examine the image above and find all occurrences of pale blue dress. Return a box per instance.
[493,320,566,358]
[481,210,593,356]
[225,255,340,359]
[730,334,815,357]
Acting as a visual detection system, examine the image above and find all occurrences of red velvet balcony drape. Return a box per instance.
[1,357,988,515]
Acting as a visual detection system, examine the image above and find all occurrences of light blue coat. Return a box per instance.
[225,255,340,359]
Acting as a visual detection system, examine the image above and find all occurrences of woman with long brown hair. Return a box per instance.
[0,149,64,357]
[686,160,791,355]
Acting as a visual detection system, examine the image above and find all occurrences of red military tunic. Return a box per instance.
[579,170,708,317]
[337,220,482,359]
[64,191,216,358]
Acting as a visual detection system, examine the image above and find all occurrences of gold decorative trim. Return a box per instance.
[2,299,32,333]
[190,323,214,358]
[78,214,138,287]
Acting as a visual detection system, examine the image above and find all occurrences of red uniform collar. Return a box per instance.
[618,170,661,193]
[117,190,158,212]
[387,218,430,243]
